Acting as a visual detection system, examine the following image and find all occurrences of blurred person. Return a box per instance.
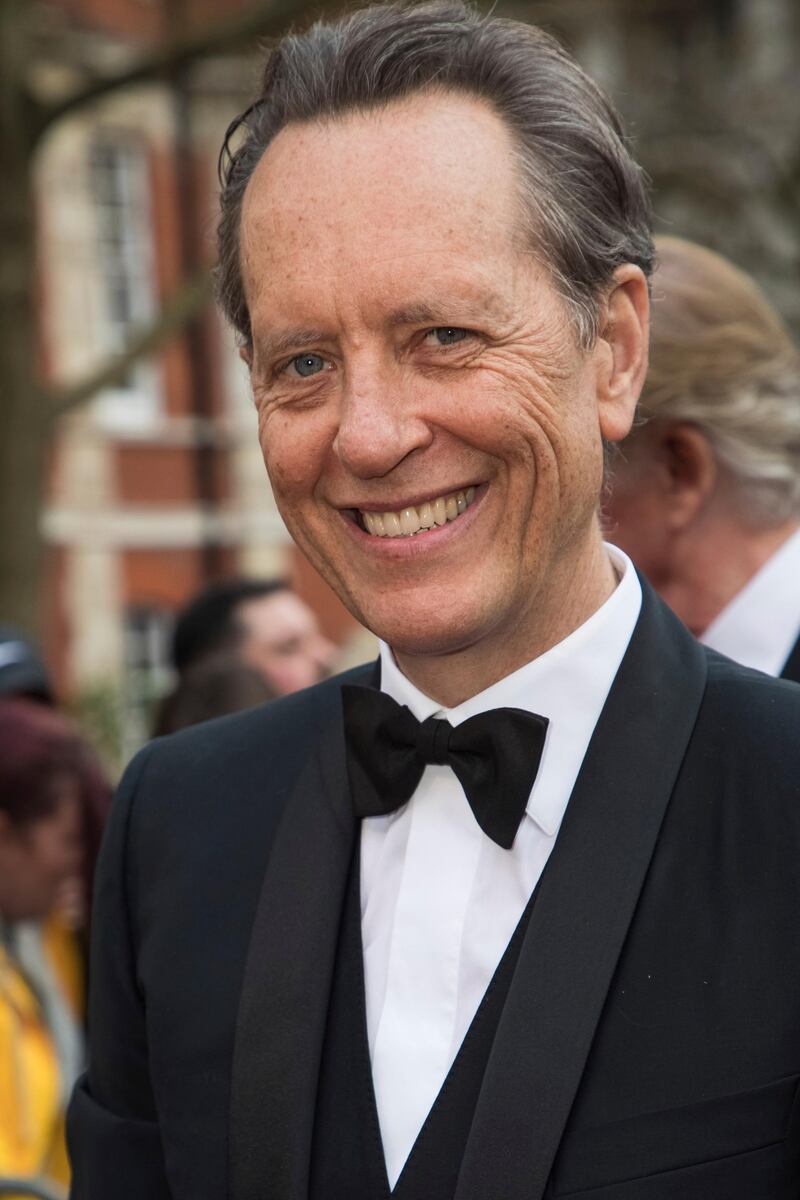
[170,577,336,695]
[606,236,800,679]
[0,700,87,1193]
[0,628,111,936]
[0,627,53,704]
[155,653,277,735]
[69,6,800,1198]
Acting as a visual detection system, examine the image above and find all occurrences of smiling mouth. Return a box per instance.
[356,486,477,538]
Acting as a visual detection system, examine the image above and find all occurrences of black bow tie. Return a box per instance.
[341,685,549,850]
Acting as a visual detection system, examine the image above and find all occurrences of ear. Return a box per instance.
[595,264,650,443]
[652,422,719,530]
[239,343,253,370]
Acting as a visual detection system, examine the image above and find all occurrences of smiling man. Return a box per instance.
[68,5,800,1199]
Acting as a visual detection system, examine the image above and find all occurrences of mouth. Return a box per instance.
[353,486,477,538]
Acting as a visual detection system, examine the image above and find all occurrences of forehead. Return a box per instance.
[238,592,314,639]
[239,91,524,325]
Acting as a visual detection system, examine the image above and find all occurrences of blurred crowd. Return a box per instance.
[1,233,798,1196]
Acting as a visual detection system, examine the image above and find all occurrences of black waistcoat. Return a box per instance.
[309,848,538,1200]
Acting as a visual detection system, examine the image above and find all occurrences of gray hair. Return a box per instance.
[217,0,653,350]
[633,237,800,524]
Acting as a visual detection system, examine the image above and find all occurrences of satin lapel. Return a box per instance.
[228,664,377,1200]
[780,631,800,683]
[455,585,709,1200]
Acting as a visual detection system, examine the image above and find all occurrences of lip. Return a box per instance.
[338,483,488,555]
[341,483,482,515]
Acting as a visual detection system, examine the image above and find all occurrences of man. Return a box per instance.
[67,5,800,1198]
[152,578,335,733]
[170,578,336,696]
[606,237,800,680]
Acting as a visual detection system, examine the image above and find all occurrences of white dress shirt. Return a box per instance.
[360,545,642,1186]
[700,526,800,676]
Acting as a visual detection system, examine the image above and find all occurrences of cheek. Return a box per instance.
[260,410,330,502]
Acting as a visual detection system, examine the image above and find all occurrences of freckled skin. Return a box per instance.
[240,91,647,703]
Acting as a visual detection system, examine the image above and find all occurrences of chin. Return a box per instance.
[361,602,491,660]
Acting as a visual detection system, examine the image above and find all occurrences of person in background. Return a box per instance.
[0,700,89,1193]
[0,628,111,936]
[605,236,800,679]
[0,626,53,705]
[154,579,336,737]
[154,653,277,736]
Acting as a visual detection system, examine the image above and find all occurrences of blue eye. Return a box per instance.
[291,353,326,377]
[431,327,468,345]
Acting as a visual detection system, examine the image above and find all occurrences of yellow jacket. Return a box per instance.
[0,916,84,1195]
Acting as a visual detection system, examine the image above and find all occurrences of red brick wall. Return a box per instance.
[113,444,229,506]
[55,0,255,44]
[123,546,202,610]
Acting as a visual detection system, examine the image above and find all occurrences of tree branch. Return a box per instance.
[34,0,329,137]
[47,269,214,419]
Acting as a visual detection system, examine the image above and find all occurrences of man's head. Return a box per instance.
[606,237,800,632]
[218,2,652,689]
[172,579,336,695]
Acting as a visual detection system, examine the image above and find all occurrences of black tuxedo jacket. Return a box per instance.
[67,585,800,1199]
[781,631,800,683]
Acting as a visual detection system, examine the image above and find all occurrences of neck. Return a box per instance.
[392,531,618,707]
[657,515,799,636]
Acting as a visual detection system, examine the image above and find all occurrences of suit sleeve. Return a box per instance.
[67,745,173,1199]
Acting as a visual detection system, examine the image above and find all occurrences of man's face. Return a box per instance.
[237,591,336,695]
[241,92,623,662]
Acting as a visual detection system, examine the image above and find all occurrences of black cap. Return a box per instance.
[0,626,53,702]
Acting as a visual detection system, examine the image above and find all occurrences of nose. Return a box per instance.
[333,361,433,479]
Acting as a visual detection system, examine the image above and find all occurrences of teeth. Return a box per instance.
[360,486,477,538]
[400,508,420,535]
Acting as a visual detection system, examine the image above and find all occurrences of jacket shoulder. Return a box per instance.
[148,661,371,771]
[703,648,800,726]
[114,662,374,842]
[693,647,800,789]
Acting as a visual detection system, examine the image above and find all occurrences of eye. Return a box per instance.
[426,327,469,346]
[288,353,327,378]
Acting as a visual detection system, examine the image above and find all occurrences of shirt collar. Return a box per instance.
[700,526,800,676]
[379,544,642,835]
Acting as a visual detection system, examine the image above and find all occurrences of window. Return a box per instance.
[89,133,160,431]
[122,606,174,757]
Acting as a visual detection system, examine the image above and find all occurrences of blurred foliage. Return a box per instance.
[65,680,126,779]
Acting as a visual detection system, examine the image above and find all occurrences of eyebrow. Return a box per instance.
[386,293,510,328]
[254,328,332,360]
[253,291,511,360]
